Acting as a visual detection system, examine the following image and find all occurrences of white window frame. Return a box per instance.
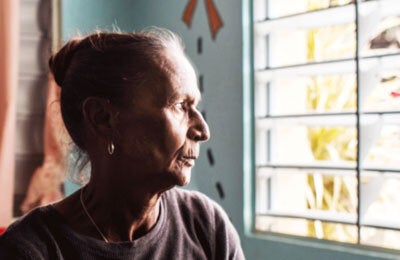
[251,0,400,251]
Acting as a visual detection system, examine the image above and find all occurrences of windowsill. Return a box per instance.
[245,230,400,259]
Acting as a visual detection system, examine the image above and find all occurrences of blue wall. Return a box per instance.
[61,1,400,259]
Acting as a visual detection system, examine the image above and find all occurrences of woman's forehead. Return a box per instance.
[130,66,199,108]
[125,49,199,107]
[156,51,199,97]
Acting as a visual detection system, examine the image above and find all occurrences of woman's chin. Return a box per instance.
[175,168,192,187]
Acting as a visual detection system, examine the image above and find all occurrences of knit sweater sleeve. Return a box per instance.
[0,242,23,259]
[0,234,38,260]
[178,190,245,260]
[0,208,56,260]
[211,199,245,260]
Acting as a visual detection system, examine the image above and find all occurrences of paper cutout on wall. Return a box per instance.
[182,0,223,40]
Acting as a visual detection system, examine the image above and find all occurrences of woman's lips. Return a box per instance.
[181,156,196,167]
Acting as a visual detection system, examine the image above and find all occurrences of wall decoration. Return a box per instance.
[215,182,225,199]
[182,0,223,40]
[207,148,215,166]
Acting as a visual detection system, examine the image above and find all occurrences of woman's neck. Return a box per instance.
[55,155,174,242]
[81,179,162,242]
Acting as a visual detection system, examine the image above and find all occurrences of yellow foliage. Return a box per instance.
[305,0,358,242]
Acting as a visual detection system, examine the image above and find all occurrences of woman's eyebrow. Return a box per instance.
[166,93,181,104]
[167,90,201,104]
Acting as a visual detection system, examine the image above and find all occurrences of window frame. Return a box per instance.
[245,0,400,257]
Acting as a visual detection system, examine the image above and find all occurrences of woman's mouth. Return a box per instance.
[181,156,196,167]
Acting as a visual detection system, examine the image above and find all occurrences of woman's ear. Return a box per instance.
[82,97,117,138]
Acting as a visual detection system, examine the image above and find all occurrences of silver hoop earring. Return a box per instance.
[107,141,115,155]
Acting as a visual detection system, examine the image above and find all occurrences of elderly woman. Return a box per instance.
[0,29,244,259]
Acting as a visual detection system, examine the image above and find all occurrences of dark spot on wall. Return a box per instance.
[216,182,225,199]
[207,148,214,166]
[199,74,204,93]
[197,37,202,54]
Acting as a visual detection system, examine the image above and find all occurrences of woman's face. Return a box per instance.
[115,50,210,188]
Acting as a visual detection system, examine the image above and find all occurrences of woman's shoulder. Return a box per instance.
[164,188,215,206]
[0,205,58,258]
[163,188,244,259]
[164,187,207,199]
[1,205,54,238]
[163,188,229,221]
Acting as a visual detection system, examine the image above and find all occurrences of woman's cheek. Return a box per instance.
[165,125,186,151]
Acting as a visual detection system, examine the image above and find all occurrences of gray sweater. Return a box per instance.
[0,188,245,259]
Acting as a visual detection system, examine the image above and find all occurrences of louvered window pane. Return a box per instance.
[363,71,400,111]
[361,227,400,250]
[364,126,400,168]
[266,0,353,19]
[255,216,358,243]
[255,74,356,116]
[253,0,400,251]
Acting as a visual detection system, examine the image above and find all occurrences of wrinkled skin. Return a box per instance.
[113,49,210,189]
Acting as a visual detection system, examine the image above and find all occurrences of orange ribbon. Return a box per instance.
[182,0,223,40]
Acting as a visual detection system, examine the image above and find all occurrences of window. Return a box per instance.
[253,0,400,250]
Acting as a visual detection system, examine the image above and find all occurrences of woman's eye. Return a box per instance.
[175,102,186,111]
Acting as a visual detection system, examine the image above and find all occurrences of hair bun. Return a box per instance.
[48,38,83,87]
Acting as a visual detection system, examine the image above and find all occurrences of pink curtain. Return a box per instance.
[0,0,19,227]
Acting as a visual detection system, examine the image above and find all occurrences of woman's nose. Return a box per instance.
[188,110,210,142]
